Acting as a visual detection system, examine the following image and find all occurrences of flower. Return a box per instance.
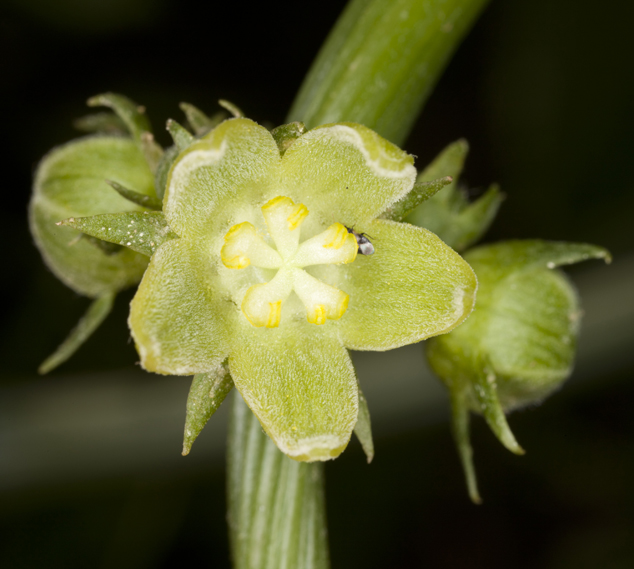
[128,118,477,461]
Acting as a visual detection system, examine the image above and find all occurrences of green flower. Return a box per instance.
[126,118,477,461]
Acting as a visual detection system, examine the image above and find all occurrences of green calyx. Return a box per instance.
[126,117,477,461]
[406,139,504,251]
[426,240,611,502]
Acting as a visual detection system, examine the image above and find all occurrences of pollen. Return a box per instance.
[308,305,327,325]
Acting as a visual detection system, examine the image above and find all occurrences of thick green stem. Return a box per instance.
[288,0,490,146]
[228,394,329,569]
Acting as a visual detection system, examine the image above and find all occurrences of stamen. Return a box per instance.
[323,223,349,249]
[261,195,309,259]
[221,221,282,270]
[292,223,358,267]
[292,268,350,324]
[266,301,282,328]
[287,203,308,230]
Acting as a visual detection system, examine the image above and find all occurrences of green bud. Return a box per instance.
[426,240,611,502]
[406,139,504,251]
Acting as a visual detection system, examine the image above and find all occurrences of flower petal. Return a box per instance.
[164,118,280,240]
[129,239,230,374]
[338,219,477,350]
[228,321,359,461]
[280,123,416,226]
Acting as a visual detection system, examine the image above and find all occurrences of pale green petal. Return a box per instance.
[228,321,358,462]
[338,219,477,350]
[164,118,280,240]
[129,239,230,375]
[29,135,156,297]
[280,123,416,226]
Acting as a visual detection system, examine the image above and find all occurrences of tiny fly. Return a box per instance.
[346,226,374,255]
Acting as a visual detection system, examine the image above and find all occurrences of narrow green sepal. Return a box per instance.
[218,99,244,118]
[79,233,123,255]
[420,138,469,182]
[466,240,612,272]
[73,112,127,135]
[166,119,194,151]
[87,92,152,143]
[38,292,115,374]
[380,176,453,221]
[106,180,163,211]
[154,145,179,200]
[450,388,481,504]
[449,183,504,251]
[60,212,178,257]
[88,92,164,173]
[179,102,225,136]
[139,132,164,174]
[182,362,233,456]
[354,388,374,463]
[473,363,524,455]
[271,122,307,156]
[406,139,504,250]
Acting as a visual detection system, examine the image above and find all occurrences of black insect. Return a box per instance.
[346,226,374,255]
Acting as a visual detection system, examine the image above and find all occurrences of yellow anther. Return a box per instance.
[262,195,291,211]
[323,223,349,249]
[287,203,308,230]
[266,301,282,328]
[223,255,250,269]
[337,294,350,319]
[308,305,327,325]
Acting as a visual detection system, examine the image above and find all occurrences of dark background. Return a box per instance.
[1,0,633,567]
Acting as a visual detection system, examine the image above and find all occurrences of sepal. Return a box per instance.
[380,176,452,221]
[179,102,225,136]
[106,180,163,210]
[182,362,234,455]
[73,112,127,135]
[271,122,307,156]
[60,212,178,257]
[88,92,164,173]
[406,139,504,251]
[354,388,374,463]
[166,119,194,151]
[38,292,115,374]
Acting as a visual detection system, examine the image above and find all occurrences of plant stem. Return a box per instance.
[288,0,490,146]
[228,394,329,569]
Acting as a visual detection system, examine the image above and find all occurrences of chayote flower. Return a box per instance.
[68,117,478,461]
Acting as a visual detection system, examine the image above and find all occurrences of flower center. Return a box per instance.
[221,196,358,327]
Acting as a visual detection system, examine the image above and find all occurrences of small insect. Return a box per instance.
[346,226,374,255]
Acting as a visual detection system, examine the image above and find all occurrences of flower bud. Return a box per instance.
[426,240,610,502]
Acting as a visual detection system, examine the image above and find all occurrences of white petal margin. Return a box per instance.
[338,219,478,351]
[164,118,281,240]
[129,239,230,374]
[280,123,416,227]
[228,320,359,462]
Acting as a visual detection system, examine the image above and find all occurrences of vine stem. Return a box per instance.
[227,394,329,569]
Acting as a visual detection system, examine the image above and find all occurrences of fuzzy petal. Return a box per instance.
[280,123,416,227]
[164,118,280,240]
[338,219,477,350]
[228,321,359,461]
[129,239,230,374]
